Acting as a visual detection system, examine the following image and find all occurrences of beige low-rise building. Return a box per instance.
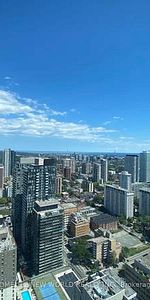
[69,212,90,237]
[60,203,78,230]
[88,236,121,265]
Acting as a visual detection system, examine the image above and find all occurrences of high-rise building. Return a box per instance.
[139,187,150,216]
[104,185,134,219]
[20,156,43,165]
[100,158,108,182]
[0,226,17,300]
[3,149,16,178]
[119,171,132,191]
[12,163,24,245]
[93,163,101,182]
[12,161,56,256]
[140,151,150,182]
[125,154,139,183]
[64,166,71,180]
[31,200,64,275]
[56,175,62,194]
[62,158,75,174]
[21,163,56,256]
[82,180,93,193]
[0,165,4,197]
[82,162,91,174]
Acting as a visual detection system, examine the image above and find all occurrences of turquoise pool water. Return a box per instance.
[21,290,32,300]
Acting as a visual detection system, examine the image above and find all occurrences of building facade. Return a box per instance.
[31,201,64,275]
[0,226,17,300]
[119,171,132,191]
[104,185,134,219]
[69,212,90,237]
[139,187,150,216]
[125,154,139,183]
[140,151,150,182]
[3,149,16,178]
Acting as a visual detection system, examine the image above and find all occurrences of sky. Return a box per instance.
[0,0,150,152]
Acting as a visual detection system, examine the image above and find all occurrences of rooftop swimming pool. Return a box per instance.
[21,290,32,300]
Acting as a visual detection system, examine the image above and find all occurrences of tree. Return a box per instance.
[108,251,117,267]
[0,197,10,206]
[72,238,92,264]
[119,215,127,225]
[94,194,104,204]
[90,261,99,272]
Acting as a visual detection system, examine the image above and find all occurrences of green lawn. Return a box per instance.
[124,244,150,258]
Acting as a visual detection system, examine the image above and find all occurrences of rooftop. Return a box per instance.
[88,236,108,244]
[135,252,150,270]
[102,269,137,299]
[84,274,124,299]
[35,199,59,207]
[71,212,89,224]
[0,226,16,252]
[105,184,134,194]
[34,200,63,217]
[139,187,150,193]
[90,213,117,225]
[60,203,77,209]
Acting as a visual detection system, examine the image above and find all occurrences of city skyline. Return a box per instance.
[1,1,150,152]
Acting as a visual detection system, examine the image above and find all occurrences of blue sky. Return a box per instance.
[0,0,150,152]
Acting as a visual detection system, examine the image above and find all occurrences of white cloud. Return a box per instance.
[70,108,80,114]
[0,89,117,143]
[103,120,112,126]
[0,90,33,114]
[1,89,145,152]
[113,116,124,120]
[48,109,67,116]
[4,76,11,80]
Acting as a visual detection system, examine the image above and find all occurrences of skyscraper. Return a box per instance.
[104,185,134,219]
[100,158,108,182]
[0,165,4,197]
[140,151,150,182]
[21,163,56,256]
[119,171,132,191]
[56,175,62,194]
[93,163,101,182]
[0,226,17,300]
[139,187,150,216]
[31,200,64,275]
[12,163,24,245]
[3,149,16,178]
[12,160,57,259]
[125,154,139,183]
[62,158,76,174]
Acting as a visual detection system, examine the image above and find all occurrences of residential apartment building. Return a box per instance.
[31,201,64,275]
[140,151,150,182]
[104,185,134,219]
[0,226,17,300]
[119,171,132,191]
[125,154,139,183]
[139,187,150,216]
